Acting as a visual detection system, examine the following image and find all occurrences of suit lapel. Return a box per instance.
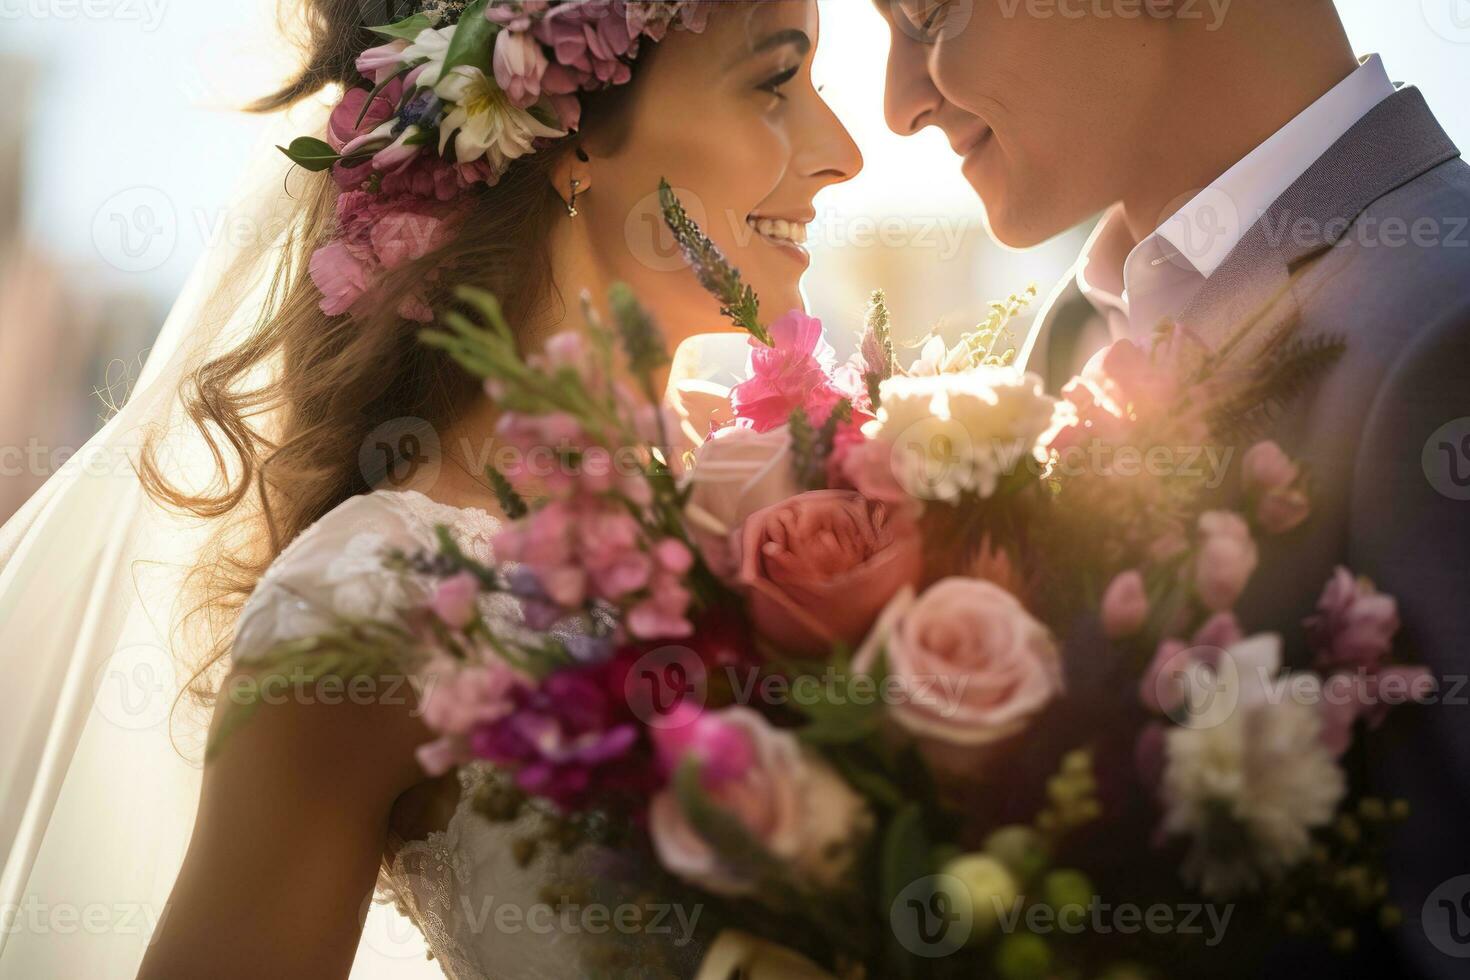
[1178,87,1461,352]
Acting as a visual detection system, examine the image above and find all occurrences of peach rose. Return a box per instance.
[735,490,923,656]
[649,707,870,896]
[683,425,801,579]
[852,578,1064,750]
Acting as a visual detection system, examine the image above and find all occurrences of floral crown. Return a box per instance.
[279,0,710,321]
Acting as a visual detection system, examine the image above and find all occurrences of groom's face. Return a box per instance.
[875,0,1169,247]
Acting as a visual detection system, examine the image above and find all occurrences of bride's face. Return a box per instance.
[577,1,862,330]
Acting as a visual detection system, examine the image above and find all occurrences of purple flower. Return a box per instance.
[533,0,637,88]
[469,663,653,810]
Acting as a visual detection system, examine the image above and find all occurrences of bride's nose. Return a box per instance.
[792,93,864,188]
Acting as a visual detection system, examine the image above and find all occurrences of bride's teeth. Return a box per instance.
[748,217,807,246]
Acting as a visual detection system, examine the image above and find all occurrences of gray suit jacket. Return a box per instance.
[1027,88,1470,977]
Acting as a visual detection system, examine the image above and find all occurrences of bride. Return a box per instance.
[0,2,859,978]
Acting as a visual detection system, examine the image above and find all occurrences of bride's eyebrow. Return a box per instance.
[727,27,812,68]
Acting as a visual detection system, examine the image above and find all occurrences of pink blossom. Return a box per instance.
[308,189,456,319]
[730,311,856,433]
[1241,440,1297,495]
[493,29,551,107]
[356,39,410,84]
[1192,511,1258,612]
[1101,570,1149,639]
[429,571,481,630]
[1242,440,1311,534]
[1304,567,1401,673]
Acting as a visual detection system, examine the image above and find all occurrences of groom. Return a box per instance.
[876,0,1470,976]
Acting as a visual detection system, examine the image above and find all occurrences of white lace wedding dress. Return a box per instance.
[231,488,707,980]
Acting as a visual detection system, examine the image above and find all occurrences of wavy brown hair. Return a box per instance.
[141,0,656,705]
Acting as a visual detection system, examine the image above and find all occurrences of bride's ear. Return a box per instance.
[551,146,593,213]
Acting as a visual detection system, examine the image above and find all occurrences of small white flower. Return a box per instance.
[434,65,566,170]
[1160,634,1346,898]
[874,368,1058,502]
[404,25,457,88]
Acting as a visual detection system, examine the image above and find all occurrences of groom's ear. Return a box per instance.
[550,146,594,210]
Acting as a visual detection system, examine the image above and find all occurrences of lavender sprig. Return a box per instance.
[658,180,770,346]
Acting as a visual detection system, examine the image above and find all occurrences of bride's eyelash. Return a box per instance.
[757,66,800,100]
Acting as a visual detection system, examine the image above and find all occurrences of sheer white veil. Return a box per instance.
[0,103,327,976]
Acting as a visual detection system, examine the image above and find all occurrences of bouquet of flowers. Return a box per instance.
[220,183,1434,979]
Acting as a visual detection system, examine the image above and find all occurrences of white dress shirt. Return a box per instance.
[1077,54,1397,342]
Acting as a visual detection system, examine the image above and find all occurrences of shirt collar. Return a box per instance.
[1076,54,1396,324]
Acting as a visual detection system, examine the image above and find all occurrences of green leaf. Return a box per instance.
[368,12,435,41]
[277,136,340,172]
[881,804,931,979]
[440,0,498,79]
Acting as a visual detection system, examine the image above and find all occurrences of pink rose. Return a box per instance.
[648,707,870,896]
[852,578,1064,751]
[1101,569,1149,639]
[735,490,923,656]
[1192,511,1258,612]
[684,426,802,578]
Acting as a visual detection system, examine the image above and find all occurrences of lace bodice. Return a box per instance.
[233,490,704,979]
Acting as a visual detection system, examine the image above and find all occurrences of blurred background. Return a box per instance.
[0,2,1465,973]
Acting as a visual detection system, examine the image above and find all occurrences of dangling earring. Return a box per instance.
[567,178,583,218]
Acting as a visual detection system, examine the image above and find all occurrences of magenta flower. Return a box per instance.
[650,703,756,786]
[731,311,850,433]
[470,660,656,811]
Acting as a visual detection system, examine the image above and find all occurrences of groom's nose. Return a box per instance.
[883,26,942,136]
